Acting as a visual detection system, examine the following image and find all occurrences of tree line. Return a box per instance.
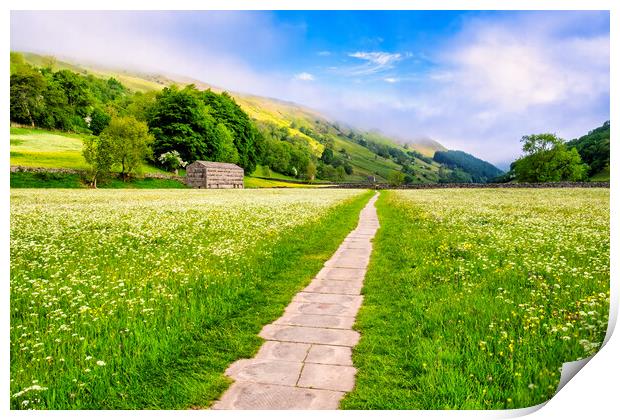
[9,52,318,184]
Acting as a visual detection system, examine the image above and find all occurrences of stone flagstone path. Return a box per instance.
[212,192,380,410]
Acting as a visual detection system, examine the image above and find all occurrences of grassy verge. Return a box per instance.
[11,189,371,409]
[244,176,322,188]
[10,172,85,188]
[342,189,609,409]
[10,127,167,174]
[10,172,187,189]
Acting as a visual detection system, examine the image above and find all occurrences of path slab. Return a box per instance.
[293,292,363,306]
[254,341,311,362]
[285,301,362,317]
[226,359,303,386]
[305,344,353,366]
[316,267,366,281]
[297,363,357,392]
[212,381,344,410]
[213,192,379,410]
[259,325,361,346]
[304,280,362,295]
[275,313,356,329]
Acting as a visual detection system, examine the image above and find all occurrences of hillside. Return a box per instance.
[16,52,448,183]
[566,121,610,180]
[434,150,504,183]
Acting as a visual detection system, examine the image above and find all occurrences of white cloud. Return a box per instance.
[10,11,609,166]
[317,51,331,56]
[294,72,315,81]
[346,51,402,75]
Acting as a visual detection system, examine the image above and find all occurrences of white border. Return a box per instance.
[2,1,617,419]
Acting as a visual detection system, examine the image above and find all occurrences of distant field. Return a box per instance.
[343,189,610,409]
[244,176,322,188]
[10,127,167,174]
[10,189,371,409]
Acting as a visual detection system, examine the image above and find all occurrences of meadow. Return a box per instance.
[10,127,168,174]
[10,189,371,409]
[342,189,610,409]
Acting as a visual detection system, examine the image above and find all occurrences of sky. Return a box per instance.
[10,10,610,167]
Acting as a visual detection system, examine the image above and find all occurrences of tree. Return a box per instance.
[157,150,187,174]
[513,133,588,182]
[213,123,239,163]
[101,116,154,179]
[201,89,263,173]
[89,108,111,135]
[388,170,406,186]
[147,86,217,163]
[566,121,610,176]
[82,135,114,188]
[304,161,317,181]
[10,68,47,126]
[320,148,334,164]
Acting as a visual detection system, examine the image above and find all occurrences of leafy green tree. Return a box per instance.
[335,166,346,181]
[566,121,610,176]
[320,148,334,164]
[388,170,406,186]
[304,161,317,181]
[82,135,114,188]
[10,67,46,126]
[157,150,187,174]
[10,52,28,75]
[213,123,239,163]
[147,86,217,163]
[513,133,588,182]
[101,116,154,179]
[201,90,263,173]
[89,108,111,135]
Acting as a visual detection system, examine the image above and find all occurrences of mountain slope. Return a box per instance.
[18,52,452,182]
[434,150,504,183]
[566,121,610,180]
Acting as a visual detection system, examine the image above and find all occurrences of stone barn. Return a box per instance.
[185,161,244,189]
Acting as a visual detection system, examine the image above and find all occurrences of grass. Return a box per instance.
[250,164,299,181]
[10,172,187,189]
[342,189,609,409]
[590,167,610,182]
[10,189,372,409]
[10,127,168,175]
[10,172,85,189]
[244,176,321,188]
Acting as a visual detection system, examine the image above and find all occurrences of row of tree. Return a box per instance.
[10,54,270,181]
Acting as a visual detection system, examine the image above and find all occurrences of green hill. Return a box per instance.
[15,51,448,183]
[566,121,610,181]
[434,150,504,183]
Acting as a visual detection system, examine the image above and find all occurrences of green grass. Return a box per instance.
[250,165,300,181]
[342,189,609,409]
[98,178,187,189]
[244,176,321,188]
[10,172,187,189]
[590,167,609,182]
[10,127,168,175]
[10,172,85,189]
[10,189,371,409]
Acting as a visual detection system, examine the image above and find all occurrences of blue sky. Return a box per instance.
[11,10,610,166]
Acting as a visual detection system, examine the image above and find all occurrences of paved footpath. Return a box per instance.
[212,192,380,410]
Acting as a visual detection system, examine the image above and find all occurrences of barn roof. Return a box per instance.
[192,161,243,170]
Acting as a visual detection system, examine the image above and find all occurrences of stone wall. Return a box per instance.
[327,181,610,189]
[10,166,184,182]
